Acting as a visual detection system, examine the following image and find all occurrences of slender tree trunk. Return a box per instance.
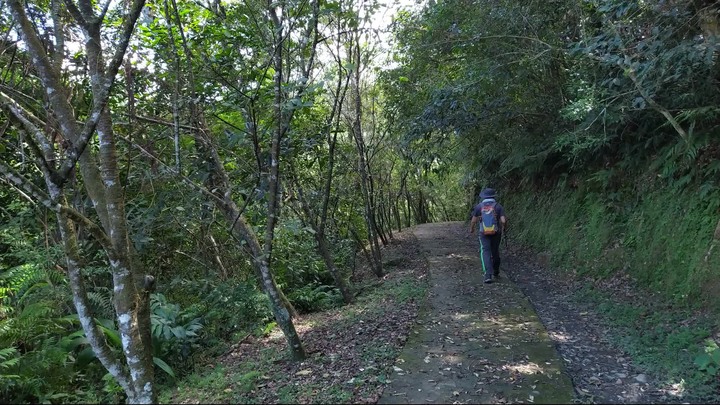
[376,205,388,246]
[221,199,306,360]
[5,1,155,402]
[405,190,412,228]
[349,225,375,276]
[349,37,382,277]
[315,232,353,303]
[394,201,402,233]
[291,172,354,304]
[166,0,301,320]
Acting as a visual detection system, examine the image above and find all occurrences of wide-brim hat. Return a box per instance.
[479,188,497,199]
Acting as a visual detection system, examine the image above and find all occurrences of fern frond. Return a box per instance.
[87,288,114,320]
[0,347,19,372]
[0,346,17,361]
[1,264,50,306]
[19,302,55,319]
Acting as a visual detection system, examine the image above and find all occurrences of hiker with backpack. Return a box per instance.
[469,188,507,284]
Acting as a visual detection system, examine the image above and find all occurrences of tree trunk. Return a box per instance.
[315,232,354,304]
[166,0,302,322]
[5,1,155,402]
[349,37,383,278]
[221,199,306,360]
[405,190,412,228]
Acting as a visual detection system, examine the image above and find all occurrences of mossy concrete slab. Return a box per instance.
[378,222,574,404]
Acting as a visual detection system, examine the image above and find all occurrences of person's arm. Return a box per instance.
[470,215,478,234]
[498,204,507,233]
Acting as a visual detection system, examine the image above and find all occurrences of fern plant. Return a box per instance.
[0,346,20,393]
[150,293,203,366]
[0,262,95,403]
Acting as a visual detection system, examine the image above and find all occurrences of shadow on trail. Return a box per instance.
[378,222,573,404]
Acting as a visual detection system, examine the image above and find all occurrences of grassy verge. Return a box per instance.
[574,284,718,400]
[506,185,720,400]
[159,232,429,404]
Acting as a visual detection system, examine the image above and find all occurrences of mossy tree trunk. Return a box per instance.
[2,0,155,402]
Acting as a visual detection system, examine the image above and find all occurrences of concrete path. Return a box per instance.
[378,222,574,404]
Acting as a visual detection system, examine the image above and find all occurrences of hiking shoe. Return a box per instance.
[484,278,493,284]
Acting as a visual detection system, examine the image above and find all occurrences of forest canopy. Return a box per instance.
[1,0,719,403]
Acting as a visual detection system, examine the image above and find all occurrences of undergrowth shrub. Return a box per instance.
[287,284,343,314]
[150,293,203,376]
[166,277,271,350]
[508,184,720,305]
[0,263,113,403]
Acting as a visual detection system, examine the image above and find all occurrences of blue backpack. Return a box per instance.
[479,201,498,235]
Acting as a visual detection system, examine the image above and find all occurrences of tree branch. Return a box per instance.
[0,91,58,178]
[626,67,689,143]
[62,0,88,26]
[0,161,113,250]
[55,0,148,184]
[114,133,227,208]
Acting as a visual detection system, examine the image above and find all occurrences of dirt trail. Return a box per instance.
[378,222,574,404]
[505,245,691,404]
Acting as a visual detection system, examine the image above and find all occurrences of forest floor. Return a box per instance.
[164,222,716,404]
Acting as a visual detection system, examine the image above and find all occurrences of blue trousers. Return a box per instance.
[478,233,502,280]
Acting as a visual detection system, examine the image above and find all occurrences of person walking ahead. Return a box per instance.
[469,188,507,284]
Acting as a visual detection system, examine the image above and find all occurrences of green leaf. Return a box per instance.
[171,326,187,339]
[0,357,19,369]
[711,348,720,364]
[61,335,89,352]
[97,323,122,349]
[77,347,98,368]
[163,326,173,340]
[695,353,711,369]
[153,357,175,379]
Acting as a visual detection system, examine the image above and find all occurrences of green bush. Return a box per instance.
[0,263,112,403]
[695,339,720,378]
[287,284,343,314]
[151,293,204,375]
[166,277,272,349]
[507,184,720,304]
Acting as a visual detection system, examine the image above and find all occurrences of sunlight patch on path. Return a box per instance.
[378,222,574,404]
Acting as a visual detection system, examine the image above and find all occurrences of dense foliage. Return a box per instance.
[381,0,720,301]
[0,0,464,402]
[1,0,719,402]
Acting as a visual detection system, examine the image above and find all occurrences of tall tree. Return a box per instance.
[344,0,384,277]
[133,0,327,360]
[0,0,156,402]
[286,4,355,303]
